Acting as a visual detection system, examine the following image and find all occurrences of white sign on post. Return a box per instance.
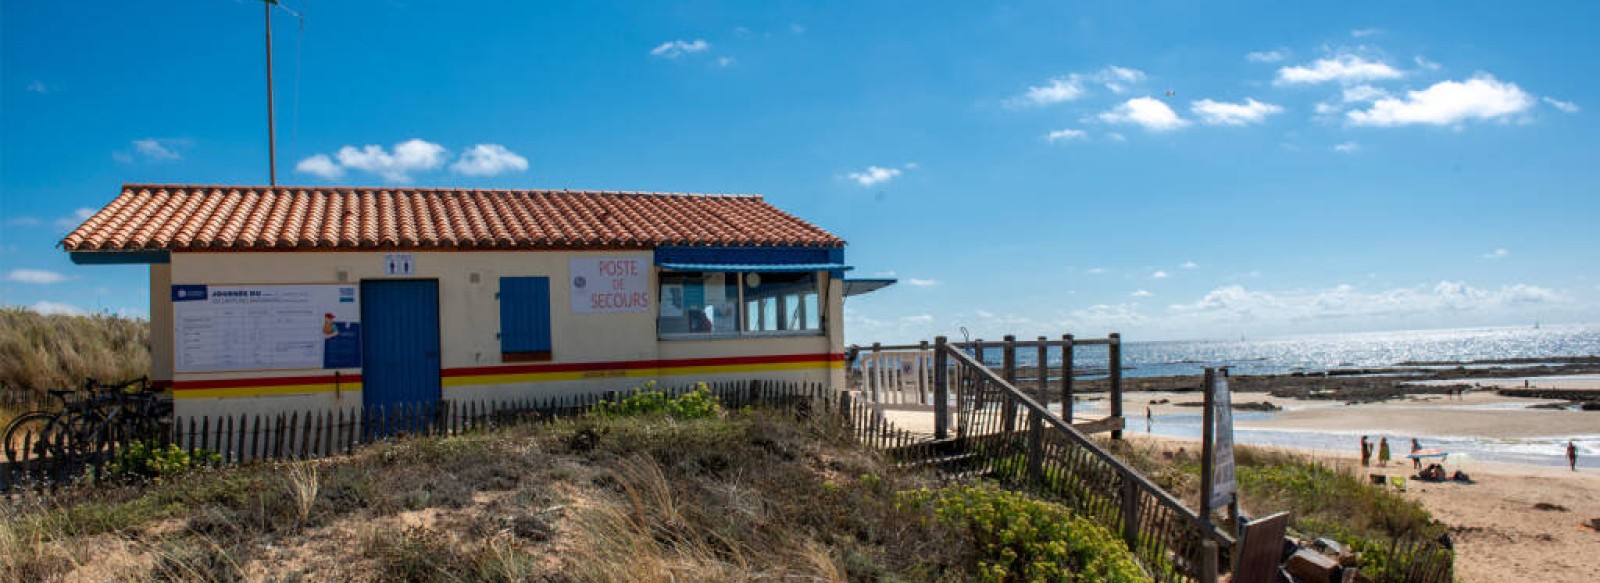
[570,257,650,314]
[1210,371,1237,509]
[384,253,415,277]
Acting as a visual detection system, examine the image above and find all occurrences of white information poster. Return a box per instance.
[570,257,650,314]
[173,284,362,373]
[1209,372,1237,509]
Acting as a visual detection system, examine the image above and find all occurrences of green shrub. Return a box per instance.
[590,382,721,420]
[107,439,220,480]
[897,483,1150,583]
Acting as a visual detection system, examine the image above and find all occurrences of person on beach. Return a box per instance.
[1411,438,1422,470]
[1360,436,1371,467]
[1570,440,1579,471]
[1146,405,1153,432]
[1378,437,1391,467]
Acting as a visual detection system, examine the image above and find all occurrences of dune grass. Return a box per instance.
[0,399,1155,582]
[0,307,150,393]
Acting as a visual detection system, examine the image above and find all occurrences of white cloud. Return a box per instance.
[54,208,95,229]
[1275,55,1403,85]
[846,165,903,187]
[1347,74,1535,127]
[30,301,85,316]
[6,269,68,284]
[1341,84,1390,103]
[1046,129,1088,142]
[1085,267,1107,275]
[1543,97,1580,113]
[27,80,49,93]
[294,154,343,179]
[1131,290,1153,298]
[1333,141,1360,154]
[873,270,897,278]
[1190,98,1283,126]
[1168,282,1560,324]
[649,39,710,59]
[1106,132,1127,142]
[133,138,180,161]
[1481,248,1510,259]
[1414,56,1443,71]
[905,278,939,287]
[1151,271,1169,279]
[715,56,736,68]
[1097,66,1146,94]
[901,314,935,324]
[790,24,806,35]
[1010,66,1146,106]
[1181,261,1199,269]
[4,216,41,227]
[1245,50,1287,63]
[1015,77,1085,106]
[1351,28,1381,38]
[321,139,449,182]
[450,144,529,177]
[1099,97,1189,131]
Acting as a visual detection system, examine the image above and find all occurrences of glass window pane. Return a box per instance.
[658,272,739,337]
[742,272,822,334]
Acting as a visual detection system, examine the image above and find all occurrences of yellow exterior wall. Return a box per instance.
[160,250,844,419]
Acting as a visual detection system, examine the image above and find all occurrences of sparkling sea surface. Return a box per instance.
[987,323,1600,378]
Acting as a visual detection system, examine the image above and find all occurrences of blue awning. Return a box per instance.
[842,278,896,297]
[657,262,852,273]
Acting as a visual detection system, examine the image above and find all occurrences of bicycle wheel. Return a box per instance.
[52,410,104,459]
[3,412,55,463]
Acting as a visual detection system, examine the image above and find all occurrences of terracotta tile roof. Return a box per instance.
[61,184,844,252]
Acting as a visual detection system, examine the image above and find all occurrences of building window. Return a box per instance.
[657,272,740,335]
[499,276,552,361]
[743,272,821,333]
[658,271,823,338]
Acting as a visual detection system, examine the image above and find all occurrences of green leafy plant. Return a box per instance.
[897,483,1150,583]
[107,440,220,480]
[590,382,722,420]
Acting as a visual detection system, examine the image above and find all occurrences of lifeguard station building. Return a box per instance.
[62,184,874,418]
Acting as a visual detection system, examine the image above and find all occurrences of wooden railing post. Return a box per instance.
[1002,335,1017,433]
[1061,334,1075,423]
[918,339,931,404]
[933,336,950,440]
[1109,332,1124,440]
[1121,470,1141,549]
[1026,410,1043,484]
[870,342,883,403]
[1036,336,1049,406]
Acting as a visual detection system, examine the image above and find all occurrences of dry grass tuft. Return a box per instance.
[286,460,321,526]
[0,307,149,393]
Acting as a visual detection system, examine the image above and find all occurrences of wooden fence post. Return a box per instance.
[918,339,931,404]
[1002,335,1017,434]
[1026,410,1043,484]
[1121,471,1141,549]
[1109,332,1124,440]
[1062,334,1074,423]
[933,336,949,440]
[1036,336,1049,405]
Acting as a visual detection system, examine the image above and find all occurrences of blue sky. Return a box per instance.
[2,1,1597,343]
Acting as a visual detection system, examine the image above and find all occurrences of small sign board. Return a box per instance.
[1210,370,1237,509]
[384,253,415,277]
[570,257,650,314]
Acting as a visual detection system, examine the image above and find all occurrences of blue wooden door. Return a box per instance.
[361,280,442,412]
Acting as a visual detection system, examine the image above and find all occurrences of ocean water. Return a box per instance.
[1065,401,1599,468]
[986,323,1600,378]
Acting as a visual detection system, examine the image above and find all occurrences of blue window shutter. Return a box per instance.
[499,277,552,352]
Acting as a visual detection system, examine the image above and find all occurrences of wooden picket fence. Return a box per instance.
[1,380,831,495]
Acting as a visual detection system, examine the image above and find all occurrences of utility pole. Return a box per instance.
[264,0,278,186]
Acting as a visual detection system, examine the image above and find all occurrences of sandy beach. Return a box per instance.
[877,389,1600,582]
